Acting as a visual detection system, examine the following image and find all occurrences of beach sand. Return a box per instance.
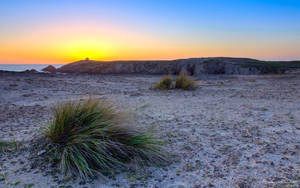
[0,72,300,187]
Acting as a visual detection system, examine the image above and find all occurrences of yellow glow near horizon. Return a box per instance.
[58,39,112,61]
[0,21,299,64]
[0,22,179,64]
[1,1,300,64]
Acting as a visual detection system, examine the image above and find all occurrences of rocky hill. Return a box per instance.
[57,57,300,75]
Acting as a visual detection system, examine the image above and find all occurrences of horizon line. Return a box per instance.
[1,56,300,64]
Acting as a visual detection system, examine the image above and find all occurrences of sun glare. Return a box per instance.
[61,39,112,60]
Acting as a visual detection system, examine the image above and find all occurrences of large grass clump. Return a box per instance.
[175,73,197,90]
[152,75,173,90]
[44,98,166,179]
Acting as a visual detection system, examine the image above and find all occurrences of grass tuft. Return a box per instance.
[0,140,18,153]
[152,75,173,90]
[175,73,197,90]
[44,98,166,179]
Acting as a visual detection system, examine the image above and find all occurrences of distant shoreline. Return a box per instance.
[1,57,300,74]
[0,64,63,72]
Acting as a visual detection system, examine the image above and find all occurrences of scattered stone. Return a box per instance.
[37,150,46,156]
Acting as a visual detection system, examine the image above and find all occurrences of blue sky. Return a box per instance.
[0,0,300,63]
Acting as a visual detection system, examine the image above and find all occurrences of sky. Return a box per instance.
[0,0,300,64]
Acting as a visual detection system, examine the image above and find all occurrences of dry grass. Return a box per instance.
[44,98,166,179]
[175,73,197,90]
[0,140,18,153]
[152,75,173,90]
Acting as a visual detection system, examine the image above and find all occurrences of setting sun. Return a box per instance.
[1,1,299,64]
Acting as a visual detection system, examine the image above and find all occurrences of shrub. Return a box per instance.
[44,98,166,179]
[152,75,173,90]
[175,73,197,90]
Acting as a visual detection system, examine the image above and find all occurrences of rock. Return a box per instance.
[37,150,46,156]
[57,57,288,75]
[42,65,57,73]
[23,69,38,73]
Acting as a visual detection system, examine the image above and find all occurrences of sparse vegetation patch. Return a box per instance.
[175,73,197,90]
[152,75,173,90]
[0,140,18,153]
[152,73,197,91]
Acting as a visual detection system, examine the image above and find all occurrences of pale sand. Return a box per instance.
[0,72,300,187]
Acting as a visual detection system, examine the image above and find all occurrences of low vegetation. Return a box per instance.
[44,98,166,179]
[175,73,197,90]
[0,140,18,153]
[153,73,197,91]
[152,75,173,90]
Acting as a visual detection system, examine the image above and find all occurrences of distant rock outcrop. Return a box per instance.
[42,65,57,73]
[57,58,288,75]
[23,69,38,73]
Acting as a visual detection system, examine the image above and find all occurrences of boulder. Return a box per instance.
[42,65,57,73]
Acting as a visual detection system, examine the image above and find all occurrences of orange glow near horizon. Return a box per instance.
[1,21,299,64]
[1,1,300,64]
[0,23,186,64]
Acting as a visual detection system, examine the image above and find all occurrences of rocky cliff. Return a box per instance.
[57,57,289,75]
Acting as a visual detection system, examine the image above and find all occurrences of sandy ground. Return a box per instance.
[0,72,300,188]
